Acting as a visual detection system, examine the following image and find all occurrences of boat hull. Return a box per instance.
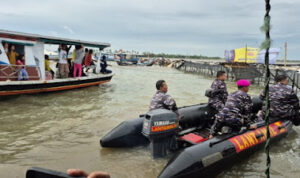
[158,120,292,178]
[0,75,113,96]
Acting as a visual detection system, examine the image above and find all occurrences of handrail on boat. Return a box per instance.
[0,64,40,80]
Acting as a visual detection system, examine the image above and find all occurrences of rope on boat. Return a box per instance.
[261,0,271,177]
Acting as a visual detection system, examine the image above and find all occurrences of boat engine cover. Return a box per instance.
[142,109,179,139]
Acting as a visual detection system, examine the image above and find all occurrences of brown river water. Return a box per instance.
[1,64,300,178]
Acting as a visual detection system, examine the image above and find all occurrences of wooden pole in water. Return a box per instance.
[284,42,287,67]
[245,44,248,63]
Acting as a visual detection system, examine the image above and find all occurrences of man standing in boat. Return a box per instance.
[207,71,228,112]
[209,79,255,137]
[258,75,300,124]
[58,45,69,78]
[149,80,181,120]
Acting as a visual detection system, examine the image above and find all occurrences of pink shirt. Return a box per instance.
[16,60,25,69]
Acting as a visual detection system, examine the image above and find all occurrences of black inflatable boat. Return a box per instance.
[100,98,294,178]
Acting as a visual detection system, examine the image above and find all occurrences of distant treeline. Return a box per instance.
[141,53,221,59]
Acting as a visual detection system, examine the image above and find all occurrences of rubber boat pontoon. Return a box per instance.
[100,98,297,178]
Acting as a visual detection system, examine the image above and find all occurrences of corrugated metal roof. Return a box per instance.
[0,29,111,49]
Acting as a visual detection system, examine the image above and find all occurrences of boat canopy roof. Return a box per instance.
[0,29,110,49]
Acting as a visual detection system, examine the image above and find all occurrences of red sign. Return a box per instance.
[229,121,287,153]
[151,123,178,132]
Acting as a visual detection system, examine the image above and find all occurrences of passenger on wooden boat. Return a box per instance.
[84,49,96,73]
[73,44,85,77]
[258,75,300,124]
[3,42,9,54]
[208,71,228,112]
[100,55,112,74]
[149,80,181,120]
[45,55,54,79]
[209,79,256,138]
[65,45,73,77]
[7,45,19,66]
[16,55,29,80]
[67,169,110,178]
[58,45,69,78]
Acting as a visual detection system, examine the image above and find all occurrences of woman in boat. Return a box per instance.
[7,45,19,66]
[16,55,29,80]
[73,44,85,77]
[84,49,95,73]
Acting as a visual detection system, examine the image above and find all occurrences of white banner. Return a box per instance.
[257,48,280,64]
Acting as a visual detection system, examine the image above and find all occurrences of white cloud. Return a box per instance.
[63,26,75,34]
[0,0,299,59]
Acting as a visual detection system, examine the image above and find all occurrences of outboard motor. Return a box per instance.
[142,109,179,158]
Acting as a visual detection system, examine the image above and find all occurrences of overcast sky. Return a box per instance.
[1,0,299,59]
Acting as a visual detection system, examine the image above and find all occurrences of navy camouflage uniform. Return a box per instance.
[259,83,299,120]
[208,79,228,111]
[210,90,253,135]
[149,91,179,114]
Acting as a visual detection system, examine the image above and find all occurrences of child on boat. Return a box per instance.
[16,55,29,80]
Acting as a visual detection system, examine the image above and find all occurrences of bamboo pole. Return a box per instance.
[245,44,248,63]
[284,42,287,67]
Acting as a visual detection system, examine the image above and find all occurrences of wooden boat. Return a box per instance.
[0,29,113,96]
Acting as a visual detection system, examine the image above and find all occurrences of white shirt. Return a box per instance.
[58,50,67,64]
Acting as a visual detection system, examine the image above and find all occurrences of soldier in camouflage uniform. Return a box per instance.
[258,75,299,121]
[208,71,228,111]
[210,79,255,136]
[149,80,180,118]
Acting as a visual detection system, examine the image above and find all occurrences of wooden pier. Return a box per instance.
[173,60,300,91]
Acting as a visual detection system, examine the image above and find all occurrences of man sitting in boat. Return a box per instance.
[258,75,300,123]
[209,79,256,137]
[207,71,228,112]
[149,80,181,120]
[100,55,112,74]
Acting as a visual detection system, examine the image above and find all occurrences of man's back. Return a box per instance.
[208,79,228,111]
[260,83,299,118]
[149,91,177,112]
[218,90,253,121]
